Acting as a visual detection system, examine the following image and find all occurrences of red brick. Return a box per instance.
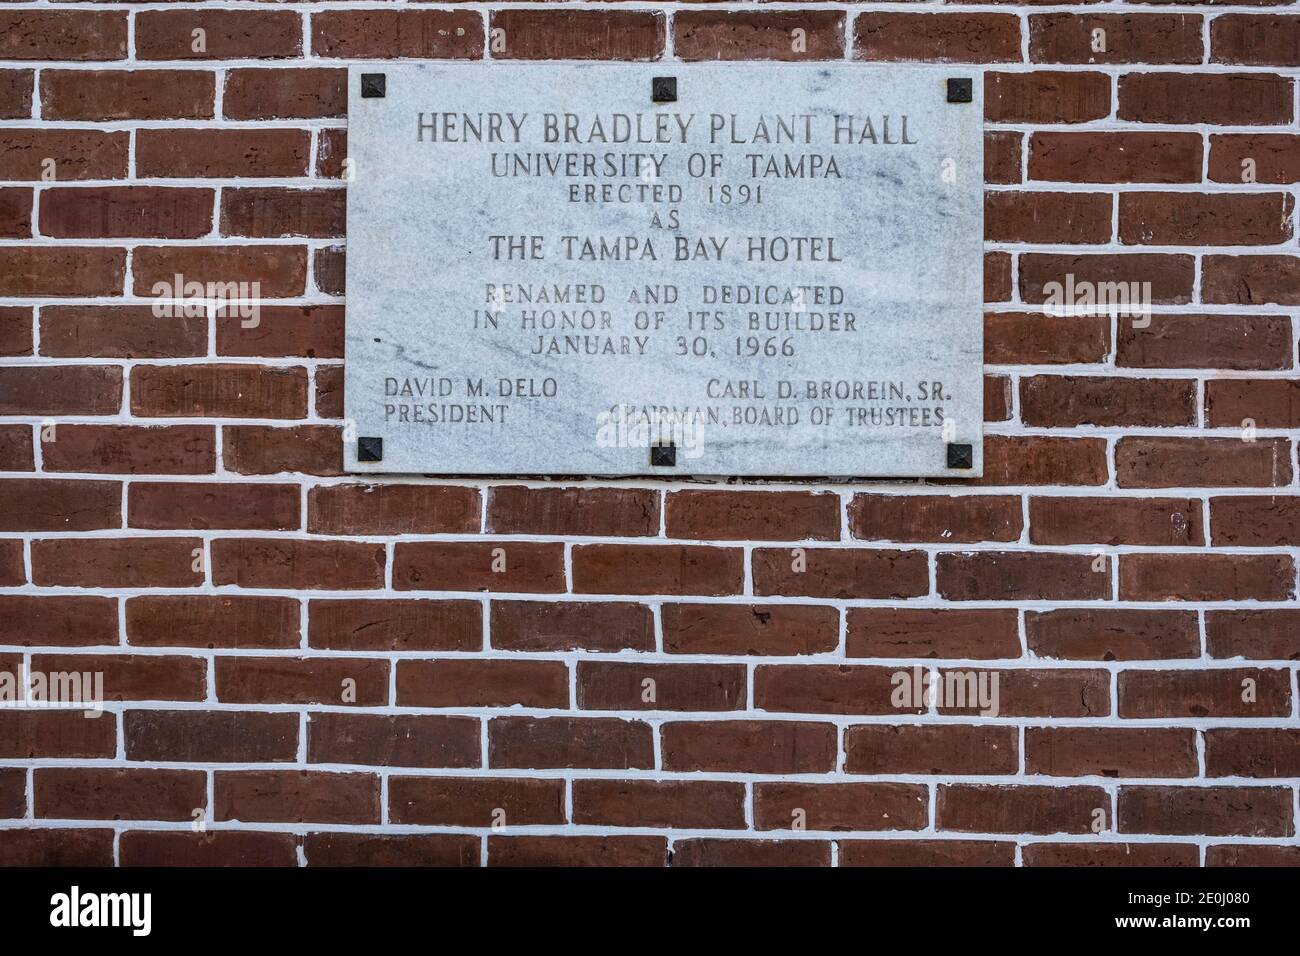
[575,779,746,830]
[309,483,479,535]
[1205,728,1300,778]
[1119,72,1293,125]
[216,770,379,824]
[131,364,308,418]
[314,247,345,296]
[1206,609,1300,660]
[755,783,927,832]
[576,660,745,711]
[0,187,31,237]
[32,652,205,702]
[662,720,836,773]
[753,547,928,599]
[1116,437,1292,488]
[313,10,484,59]
[666,490,840,541]
[938,784,1108,834]
[389,776,565,827]
[936,668,1111,718]
[394,541,564,593]
[120,831,298,867]
[1117,313,1291,370]
[490,600,654,652]
[0,543,23,587]
[0,769,23,817]
[213,538,384,590]
[40,70,213,121]
[127,595,300,650]
[489,836,666,867]
[1207,845,1300,867]
[961,435,1108,487]
[0,829,115,867]
[755,664,920,716]
[309,599,481,652]
[840,840,1014,867]
[33,537,202,588]
[125,710,297,763]
[1120,191,1294,246]
[489,716,653,770]
[0,711,115,759]
[1029,496,1203,546]
[1029,132,1203,183]
[489,10,660,60]
[854,13,1021,62]
[0,478,120,531]
[847,607,1021,660]
[985,190,1111,244]
[36,768,204,821]
[220,188,344,239]
[0,248,125,298]
[40,306,206,359]
[1030,14,1203,64]
[849,493,1021,543]
[224,68,345,120]
[215,305,343,359]
[987,70,1110,123]
[0,307,32,356]
[1023,843,1198,867]
[662,602,838,656]
[488,485,657,536]
[136,11,302,61]
[938,550,1110,601]
[0,70,33,119]
[216,656,388,707]
[136,128,309,178]
[0,425,33,471]
[1119,668,1292,717]
[129,481,299,531]
[303,833,476,868]
[0,366,122,416]
[0,595,117,647]
[1209,133,1300,184]
[1206,378,1300,428]
[0,11,127,62]
[1026,727,1198,778]
[1212,14,1300,66]
[1120,553,1294,602]
[985,251,1012,301]
[0,129,128,181]
[1019,253,1195,305]
[1026,608,1200,661]
[1212,495,1300,546]
[132,247,306,298]
[984,130,1022,185]
[573,543,743,596]
[316,128,347,179]
[846,725,1019,775]
[42,424,213,475]
[674,11,844,61]
[673,839,831,867]
[224,424,343,476]
[307,713,479,768]
[1204,254,1300,305]
[1119,786,1293,837]
[398,659,568,709]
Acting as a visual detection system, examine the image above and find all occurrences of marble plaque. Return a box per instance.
[344,64,983,476]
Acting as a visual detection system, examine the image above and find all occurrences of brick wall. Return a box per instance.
[1,2,1298,868]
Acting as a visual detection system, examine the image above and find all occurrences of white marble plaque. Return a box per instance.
[344,64,983,476]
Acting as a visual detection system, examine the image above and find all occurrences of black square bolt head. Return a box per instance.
[946,77,973,104]
[650,443,677,467]
[361,73,387,99]
[357,436,383,462]
[651,77,677,103]
[947,442,974,469]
